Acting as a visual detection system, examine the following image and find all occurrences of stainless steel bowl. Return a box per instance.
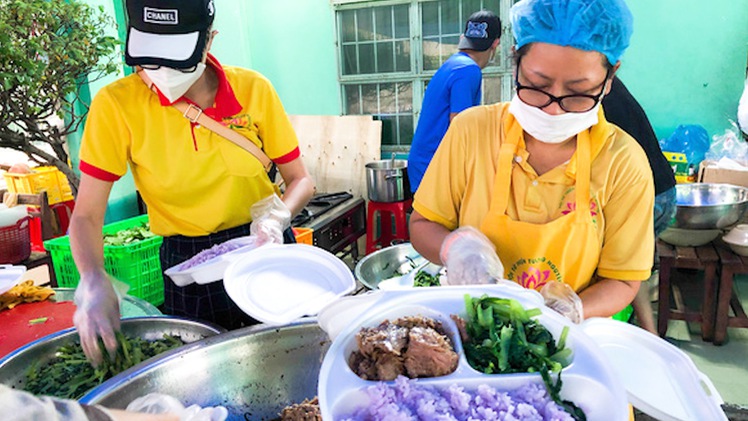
[81,319,330,420]
[354,243,426,289]
[0,316,225,393]
[671,183,748,229]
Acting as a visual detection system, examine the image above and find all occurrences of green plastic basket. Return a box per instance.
[44,214,164,306]
[612,304,634,322]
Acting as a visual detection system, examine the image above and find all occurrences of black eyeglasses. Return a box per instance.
[140,64,199,73]
[515,59,611,113]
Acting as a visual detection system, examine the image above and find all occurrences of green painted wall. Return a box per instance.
[242,0,340,115]
[618,0,748,141]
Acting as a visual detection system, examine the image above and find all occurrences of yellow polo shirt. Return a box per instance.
[414,102,654,282]
[79,55,300,237]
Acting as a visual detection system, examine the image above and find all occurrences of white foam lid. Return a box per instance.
[0,265,27,295]
[581,318,727,421]
[223,244,355,325]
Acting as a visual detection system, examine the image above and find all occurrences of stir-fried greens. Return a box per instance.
[413,270,440,287]
[24,332,184,399]
[462,294,585,420]
[102,223,156,246]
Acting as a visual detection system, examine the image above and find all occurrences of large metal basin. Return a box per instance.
[0,317,224,393]
[81,319,330,420]
[354,243,427,289]
[671,183,748,229]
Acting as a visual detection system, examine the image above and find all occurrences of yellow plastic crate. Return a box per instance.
[292,227,314,245]
[4,166,74,205]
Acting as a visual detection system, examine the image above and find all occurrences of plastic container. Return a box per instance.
[4,166,74,205]
[164,237,259,287]
[317,286,727,421]
[292,227,314,245]
[223,244,355,325]
[0,217,31,264]
[0,265,27,295]
[318,286,628,421]
[43,215,164,306]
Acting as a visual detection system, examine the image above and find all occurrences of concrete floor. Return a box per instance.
[650,271,748,409]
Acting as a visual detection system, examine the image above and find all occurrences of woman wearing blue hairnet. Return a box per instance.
[410,0,655,323]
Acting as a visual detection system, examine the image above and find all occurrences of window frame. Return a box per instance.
[333,0,515,153]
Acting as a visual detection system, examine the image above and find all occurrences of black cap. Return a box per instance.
[457,10,501,52]
[125,0,215,69]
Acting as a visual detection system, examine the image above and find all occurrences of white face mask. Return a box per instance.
[143,63,206,103]
[508,95,600,144]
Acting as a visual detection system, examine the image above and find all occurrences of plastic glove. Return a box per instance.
[73,273,129,366]
[249,194,291,246]
[439,226,504,285]
[126,393,228,421]
[540,281,584,324]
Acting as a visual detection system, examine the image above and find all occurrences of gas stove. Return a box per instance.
[293,192,366,261]
[291,192,353,227]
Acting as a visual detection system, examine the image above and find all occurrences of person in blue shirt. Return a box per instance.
[407,10,501,193]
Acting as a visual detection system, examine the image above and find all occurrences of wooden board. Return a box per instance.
[288,115,381,200]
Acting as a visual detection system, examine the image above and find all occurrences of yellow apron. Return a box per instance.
[480,113,601,293]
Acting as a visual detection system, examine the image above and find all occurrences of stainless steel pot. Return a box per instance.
[81,319,330,420]
[365,159,411,202]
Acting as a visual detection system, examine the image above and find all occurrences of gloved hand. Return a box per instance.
[249,194,291,246]
[540,281,584,324]
[439,226,504,285]
[73,272,129,366]
[126,393,228,421]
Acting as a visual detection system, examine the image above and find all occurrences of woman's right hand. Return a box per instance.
[73,271,123,366]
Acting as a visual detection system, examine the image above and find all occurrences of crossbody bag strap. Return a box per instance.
[137,70,274,172]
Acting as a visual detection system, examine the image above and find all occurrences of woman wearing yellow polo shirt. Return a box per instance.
[410,0,654,322]
[69,0,315,364]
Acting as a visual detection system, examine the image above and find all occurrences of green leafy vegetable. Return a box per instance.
[462,294,585,420]
[413,270,440,287]
[24,332,184,399]
[102,223,155,246]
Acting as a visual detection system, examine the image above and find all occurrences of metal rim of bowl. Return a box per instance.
[353,243,418,290]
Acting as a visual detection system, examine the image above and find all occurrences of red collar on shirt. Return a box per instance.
[153,53,242,120]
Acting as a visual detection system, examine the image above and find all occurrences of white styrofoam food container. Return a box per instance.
[164,238,259,287]
[0,265,27,295]
[223,244,355,325]
[317,286,727,421]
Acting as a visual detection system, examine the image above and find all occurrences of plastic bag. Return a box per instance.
[126,393,228,421]
[659,124,711,166]
[540,282,584,324]
[705,123,748,164]
[439,226,504,285]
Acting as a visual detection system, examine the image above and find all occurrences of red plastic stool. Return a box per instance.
[366,199,412,254]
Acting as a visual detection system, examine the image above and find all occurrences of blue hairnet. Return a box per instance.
[510,0,633,64]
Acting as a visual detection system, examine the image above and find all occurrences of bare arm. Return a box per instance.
[276,157,315,217]
[579,278,641,318]
[409,210,452,264]
[69,174,112,278]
